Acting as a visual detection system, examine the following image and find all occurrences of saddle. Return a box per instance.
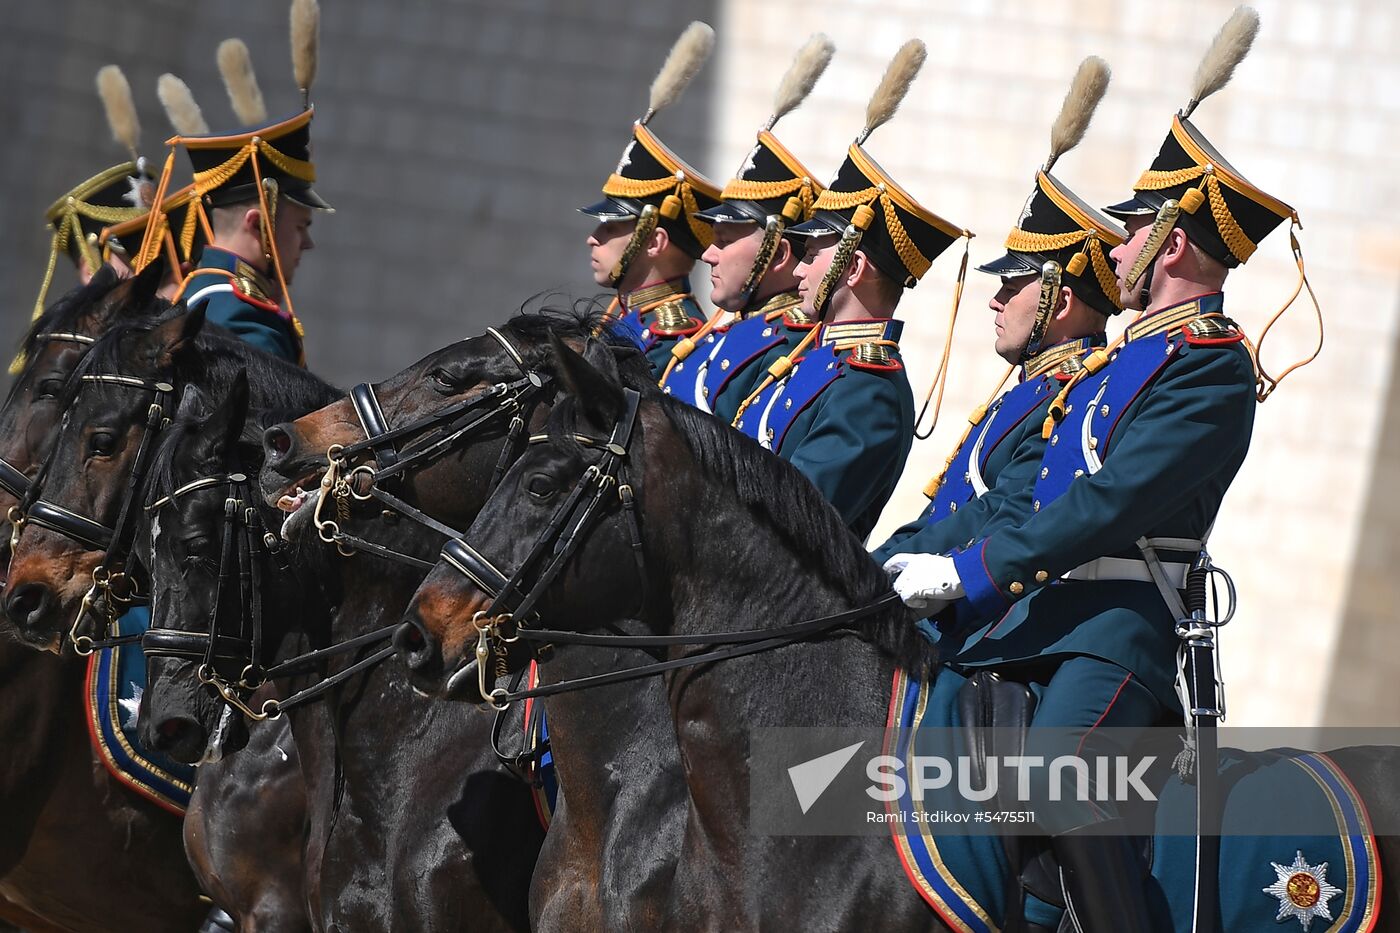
[955,671,1153,929]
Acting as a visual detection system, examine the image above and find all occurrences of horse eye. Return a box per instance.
[36,379,65,400]
[88,431,117,457]
[526,474,557,499]
[430,368,457,391]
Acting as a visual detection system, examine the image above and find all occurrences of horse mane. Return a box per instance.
[657,398,935,672]
[548,377,935,674]
[498,295,653,387]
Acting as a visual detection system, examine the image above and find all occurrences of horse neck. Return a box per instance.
[643,444,900,833]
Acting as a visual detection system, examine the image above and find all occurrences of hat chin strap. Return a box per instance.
[1123,198,1181,312]
[736,216,784,311]
[607,204,660,289]
[1020,260,1062,364]
[812,204,876,318]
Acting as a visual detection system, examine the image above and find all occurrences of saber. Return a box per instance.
[1181,552,1224,933]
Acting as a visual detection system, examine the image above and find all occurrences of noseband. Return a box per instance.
[312,327,553,566]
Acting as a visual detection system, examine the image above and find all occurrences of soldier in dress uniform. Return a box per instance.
[580,22,723,375]
[873,58,1124,571]
[139,25,329,366]
[728,40,971,542]
[885,10,1298,930]
[660,35,834,419]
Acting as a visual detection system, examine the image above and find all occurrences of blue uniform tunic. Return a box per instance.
[659,291,803,420]
[872,335,1104,566]
[181,246,302,364]
[613,277,706,377]
[733,318,915,541]
[942,293,1256,710]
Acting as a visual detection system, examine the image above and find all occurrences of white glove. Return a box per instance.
[883,552,964,611]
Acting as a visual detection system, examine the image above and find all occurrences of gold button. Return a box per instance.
[1088,437,1098,450]
[720,359,730,371]
[1074,469,1084,478]
[1035,571,1049,583]
[949,502,958,513]
[762,327,773,337]
[1051,435,1059,446]
[1009,582,1024,595]
[1100,404,1110,417]
[702,386,710,398]
[1033,500,1041,512]
[675,362,684,371]
[1040,468,1048,479]
[1065,404,1073,414]
[784,398,792,409]
[765,428,775,442]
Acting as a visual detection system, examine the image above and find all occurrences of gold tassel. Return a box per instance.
[1252,221,1322,401]
[913,236,969,439]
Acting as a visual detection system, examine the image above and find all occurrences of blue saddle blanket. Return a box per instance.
[86,607,195,814]
[887,668,1382,932]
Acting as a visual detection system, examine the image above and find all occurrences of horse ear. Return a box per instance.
[175,384,205,420]
[198,370,250,460]
[128,255,167,307]
[144,306,205,369]
[549,332,625,430]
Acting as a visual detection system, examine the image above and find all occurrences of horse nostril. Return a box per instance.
[393,620,439,674]
[5,583,50,628]
[151,716,207,763]
[264,425,293,461]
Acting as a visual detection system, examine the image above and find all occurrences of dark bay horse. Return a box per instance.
[0,296,318,930]
[256,311,688,931]
[145,309,637,929]
[397,335,943,929]
[397,338,1400,930]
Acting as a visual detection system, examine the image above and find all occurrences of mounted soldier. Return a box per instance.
[874,57,1124,582]
[580,22,723,376]
[729,40,972,542]
[885,9,1308,930]
[660,34,833,418]
[138,6,330,367]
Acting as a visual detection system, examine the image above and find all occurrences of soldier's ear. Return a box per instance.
[1055,286,1075,321]
[646,223,671,258]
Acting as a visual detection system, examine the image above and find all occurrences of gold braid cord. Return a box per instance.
[602,174,712,249]
[1135,166,1256,263]
[813,187,931,280]
[721,176,815,216]
[1087,238,1120,306]
[1000,228,1123,311]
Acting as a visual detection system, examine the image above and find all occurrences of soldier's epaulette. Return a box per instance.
[824,319,904,373]
[231,276,280,313]
[1182,314,1245,346]
[648,297,704,337]
[783,311,818,331]
[231,259,281,313]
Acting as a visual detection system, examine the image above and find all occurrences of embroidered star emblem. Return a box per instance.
[1262,850,1342,931]
[119,683,143,731]
[615,141,636,174]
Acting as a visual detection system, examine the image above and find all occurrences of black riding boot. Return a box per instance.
[1053,822,1153,933]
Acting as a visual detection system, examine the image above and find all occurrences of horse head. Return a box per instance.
[260,304,648,547]
[397,334,658,699]
[3,307,203,651]
[0,264,169,588]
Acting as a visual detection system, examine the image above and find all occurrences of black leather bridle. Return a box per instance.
[432,386,904,711]
[312,327,553,568]
[1,332,97,505]
[141,468,398,721]
[14,369,174,653]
